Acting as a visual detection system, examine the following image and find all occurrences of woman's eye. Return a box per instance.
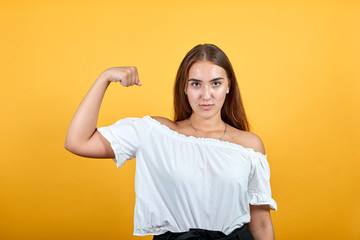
[213,82,221,86]
[191,82,200,87]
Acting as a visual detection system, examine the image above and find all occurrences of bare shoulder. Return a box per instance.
[245,131,266,154]
[228,127,266,154]
[151,116,177,128]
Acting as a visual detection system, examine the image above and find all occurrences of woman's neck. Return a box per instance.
[188,113,224,132]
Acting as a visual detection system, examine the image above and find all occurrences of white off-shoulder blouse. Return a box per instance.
[97,116,277,236]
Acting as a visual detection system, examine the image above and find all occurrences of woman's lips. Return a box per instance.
[199,104,214,110]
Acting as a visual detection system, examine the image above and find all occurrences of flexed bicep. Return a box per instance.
[64,66,142,159]
[65,130,114,158]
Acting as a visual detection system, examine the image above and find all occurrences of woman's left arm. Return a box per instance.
[248,205,275,240]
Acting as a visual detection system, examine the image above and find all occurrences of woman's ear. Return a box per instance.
[227,79,231,94]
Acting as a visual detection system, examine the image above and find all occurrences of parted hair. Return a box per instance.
[173,43,250,131]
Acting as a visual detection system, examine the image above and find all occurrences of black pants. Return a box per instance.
[153,224,254,240]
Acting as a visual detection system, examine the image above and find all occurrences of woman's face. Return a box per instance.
[185,61,230,120]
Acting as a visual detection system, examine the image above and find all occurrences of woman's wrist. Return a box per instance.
[96,70,112,86]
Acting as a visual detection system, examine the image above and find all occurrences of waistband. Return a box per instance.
[153,224,254,240]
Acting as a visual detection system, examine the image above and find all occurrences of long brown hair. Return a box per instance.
[173,43,250,131]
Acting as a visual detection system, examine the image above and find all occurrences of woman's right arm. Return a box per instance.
[64,67,141,158]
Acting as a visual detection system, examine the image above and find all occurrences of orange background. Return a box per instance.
[1,0,359,239]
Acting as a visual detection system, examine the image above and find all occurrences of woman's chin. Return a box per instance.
[192,109,221,120]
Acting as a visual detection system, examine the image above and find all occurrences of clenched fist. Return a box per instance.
[103,66,142,87]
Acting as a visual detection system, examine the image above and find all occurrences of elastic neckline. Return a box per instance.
[144,116,267,158]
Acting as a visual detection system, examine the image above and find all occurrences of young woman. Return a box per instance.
[65,44,277,240]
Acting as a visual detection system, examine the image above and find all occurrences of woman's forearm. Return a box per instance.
[248,205,275,240]
[64,71,110,151]
[251,224,275,240]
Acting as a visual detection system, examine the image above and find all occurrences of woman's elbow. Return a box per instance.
[64,137,82,155]
[64,140,76,153]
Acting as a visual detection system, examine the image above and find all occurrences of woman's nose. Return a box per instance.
[202,86,211,100]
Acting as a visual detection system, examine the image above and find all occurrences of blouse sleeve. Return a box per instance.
[97,117,144,168]
[248,153,277,210]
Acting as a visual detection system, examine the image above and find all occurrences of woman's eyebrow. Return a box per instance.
[188,77,224,82]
